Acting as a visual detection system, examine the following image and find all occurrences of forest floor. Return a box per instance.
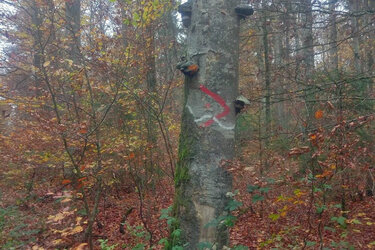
[1,158,375,249]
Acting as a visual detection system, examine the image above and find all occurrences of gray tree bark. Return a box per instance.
[30,0,41,71]
[348,0,361,74]
[364,0,374,196]
[65,0,81,60]
[262,0,271,146]
[364,0,374,92]
[29,0,43,97]
[118,0,129,47]
[300,0,314,79]
[173,0,241,248]
[145,26,157,146]
[274,21,286,130]
[278,0,293,132]
[329,0,339,70]
[300,0,314,131]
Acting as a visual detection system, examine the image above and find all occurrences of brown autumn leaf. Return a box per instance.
[326,101,335,109]
[74,243,88,250]
[288,146,310,157]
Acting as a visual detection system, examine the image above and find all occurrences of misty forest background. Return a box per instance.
[0,0,374,249]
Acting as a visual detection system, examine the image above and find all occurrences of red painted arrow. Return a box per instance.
[199,84,230,127]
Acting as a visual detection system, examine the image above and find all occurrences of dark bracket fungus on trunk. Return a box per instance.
[176,57,200,77]
[235,4,254,18]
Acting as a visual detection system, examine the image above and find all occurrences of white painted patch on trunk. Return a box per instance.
[213,117,235,130]
[186,105,235,130]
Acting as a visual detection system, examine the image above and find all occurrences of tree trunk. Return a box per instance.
[30,0,42,96]
[118,0,129,47]
[364,0,374,92]
[348,0,361,74]
[173,0,241,248]
[329,0,339,71]
[262,0,271,146]
[301,0,314,79]
[273,1,287,132]
[364,0,374,196]
[65,0,81,60]
[300,0,314,131]
[30,1,41,71]
[145,26,157,145]
[274,24,286,130]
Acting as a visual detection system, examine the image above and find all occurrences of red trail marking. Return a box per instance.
[199,84,230,127]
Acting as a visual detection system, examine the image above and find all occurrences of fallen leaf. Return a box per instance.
[52,239,64,246]
[71,225,84,234]
[62,179,72,185]
[315,109,323,119]
[74,243,88,250]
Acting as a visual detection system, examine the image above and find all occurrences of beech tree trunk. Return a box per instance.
[364,0,374,196]
[364,0,374,92]
[65,0,81,60]
[30,0,41,71]
[274,1,285,132]
[118,0,129,47]
[329,0,339,70]
[173,0,241,248]
[30,0,43,97]
[262,0,271,146]
[301,0,314,79]
[300,0,314,131]
[348,0,361,74]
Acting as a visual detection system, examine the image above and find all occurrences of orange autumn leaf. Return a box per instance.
[315,110,323,119]
[62,179,72,185]
[79,127,88,134]
[316,170,332,178]
[129,152,135,159]
[77,177,87,182]
[79,123,88,134]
